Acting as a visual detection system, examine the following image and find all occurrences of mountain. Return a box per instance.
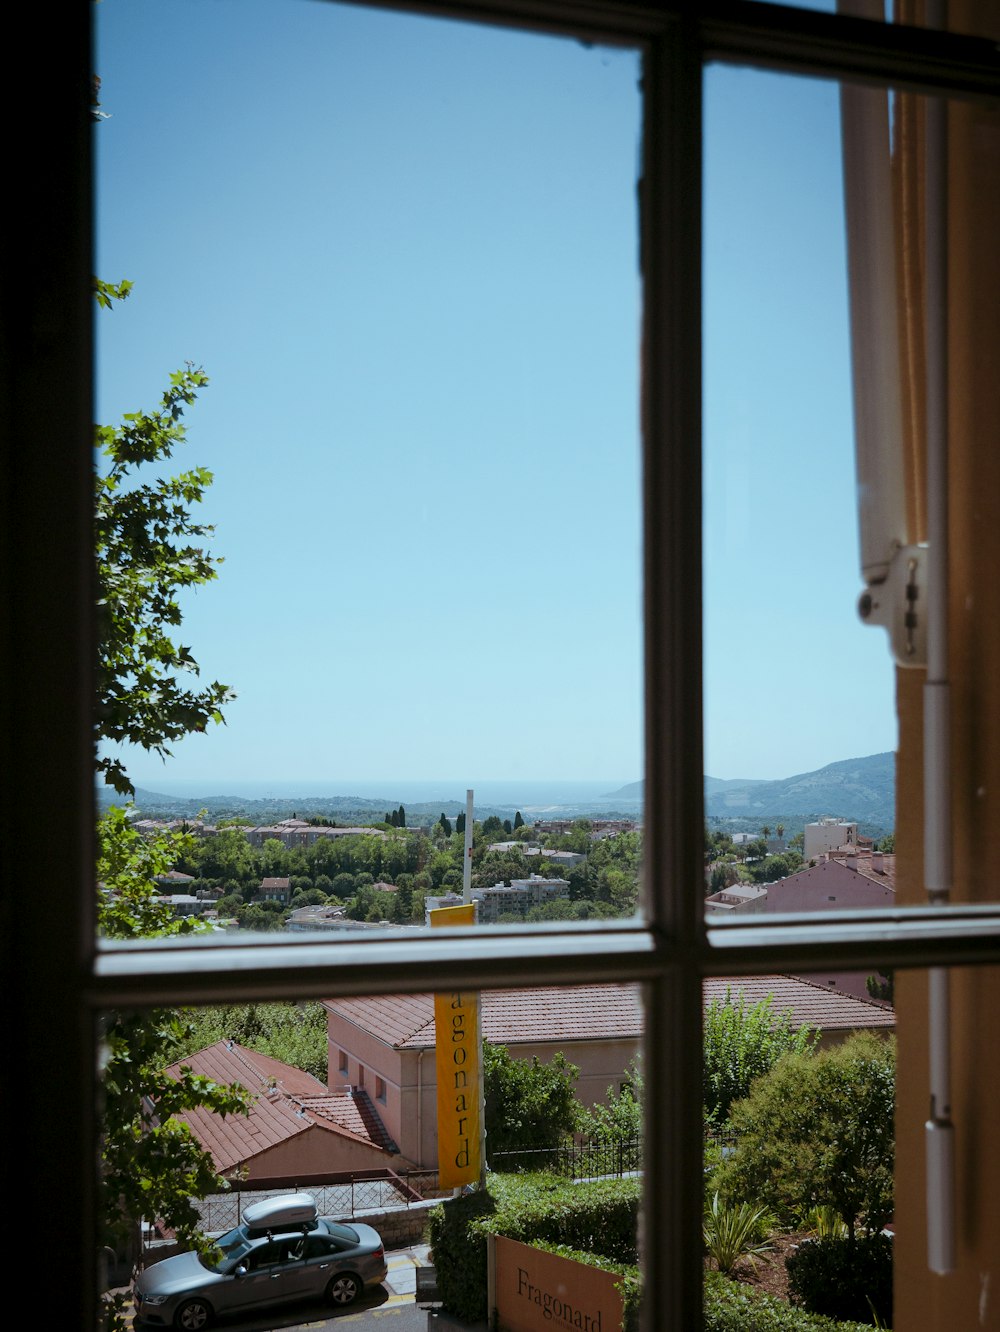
[609,752,895,831]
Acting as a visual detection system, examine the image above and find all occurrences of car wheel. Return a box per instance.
[174,1297,213,1330]
[326,1273,362,1307]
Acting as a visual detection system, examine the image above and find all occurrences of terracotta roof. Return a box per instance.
[703,975,894,1031]
[763,859,896,911]
[326,978,892,1049]
[164,1041,393,1172]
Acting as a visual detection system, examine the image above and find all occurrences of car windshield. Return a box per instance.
[199,1230,253,1272]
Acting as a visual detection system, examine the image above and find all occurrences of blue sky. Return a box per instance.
[95,0,896,794]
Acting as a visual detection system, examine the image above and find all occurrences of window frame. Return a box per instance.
[5,2,999,1328]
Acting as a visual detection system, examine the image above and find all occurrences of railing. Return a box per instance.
[186,1168,444,1235]
[490,1130,739,1178]
[489,1135,642,1178]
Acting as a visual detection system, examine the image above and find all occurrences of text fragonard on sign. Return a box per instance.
[430,904,481,1189]
[493,1236,624,1332]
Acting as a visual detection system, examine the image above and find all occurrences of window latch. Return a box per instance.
[857,542,927,667]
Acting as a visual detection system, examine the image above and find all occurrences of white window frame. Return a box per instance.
[5,3,1000,1328]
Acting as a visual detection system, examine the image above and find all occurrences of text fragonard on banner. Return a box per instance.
[430,904,482,1189]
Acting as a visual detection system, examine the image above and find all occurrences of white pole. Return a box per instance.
[463,789,474,903]
[923,17,955,1272]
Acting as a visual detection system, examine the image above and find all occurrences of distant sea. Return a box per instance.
[124,777,640,811]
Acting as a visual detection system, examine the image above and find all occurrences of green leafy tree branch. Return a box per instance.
[95,284,234,796]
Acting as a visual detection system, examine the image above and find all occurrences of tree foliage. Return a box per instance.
[101,1012,246,1257]
[94,284,245,1307]
[176,1003,329,1083]
[703,990,819,1126]
[483,1043,582,1162]
[95,293,234,795]
[579,1060,643,1142]
[714,1032,895,1241]
[98,809,247,1259]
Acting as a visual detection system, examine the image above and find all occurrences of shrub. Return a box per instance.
[803,1205,848,1241]
[715,1032,894,1239]
[786,1234,893,1326]
[703,989,819,1127]
[426,1172,639,1323]
[484,1044,582,1163]
[703,1192,774,1275]
[704,1272,879,1331]
[427,1177,880,1332]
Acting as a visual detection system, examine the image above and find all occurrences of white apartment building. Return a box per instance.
[804,817,859,861]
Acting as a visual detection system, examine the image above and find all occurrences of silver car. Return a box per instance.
[133,1193,388,1329]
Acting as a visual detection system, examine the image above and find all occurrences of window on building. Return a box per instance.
[8,3,1000,1329]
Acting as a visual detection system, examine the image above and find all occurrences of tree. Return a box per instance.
[513,810,525,829]
[714,1032,895,1242]
[397,803,406,828]
[95,304,234,796]
[580,1060,644,1143]
[438,812,453,838]
[94,285,246,1320]
[483,1043,582,1163]
[866,969,895,1004]
[703,989,819,1126]
[97,811,247,1262]
[745,851,803,884]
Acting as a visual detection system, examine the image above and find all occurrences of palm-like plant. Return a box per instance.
[805,1204,849,1240]
[703,1192,774,1275]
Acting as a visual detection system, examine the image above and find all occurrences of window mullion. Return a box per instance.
[640,14,705,1331]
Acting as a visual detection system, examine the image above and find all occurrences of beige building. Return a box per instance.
[324,980,893,1169]
[803,817,860,860]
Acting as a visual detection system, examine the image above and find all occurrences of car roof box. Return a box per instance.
[242,1193,318,1235]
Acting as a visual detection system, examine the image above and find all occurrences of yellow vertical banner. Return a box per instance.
[430,904,482,1189]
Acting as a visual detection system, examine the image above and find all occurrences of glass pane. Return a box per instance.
[735,0,999,43]
[704,62,1000,918]
[704,966,896,1323]
[94,0,644,940]
[102,985,645,1325]
[702,64,900,918]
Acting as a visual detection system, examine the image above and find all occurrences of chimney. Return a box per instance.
[847,854,858,871]
[872,850,884,872]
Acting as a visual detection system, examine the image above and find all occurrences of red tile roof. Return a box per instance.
[762,858,896,911]
[326,977,892,1049]
[164,1041,393,1172]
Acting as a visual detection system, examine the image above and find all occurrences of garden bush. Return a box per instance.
[428,1173,884,1330]
[705,1272,881,1331]
[426,1172,639,1323]
[714,1033,894,1240]
[786,1234,893,1326]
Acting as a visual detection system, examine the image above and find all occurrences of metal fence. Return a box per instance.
[489,1135,642,1178]
[189,1168,443,1234]
[489,1130,739,1178]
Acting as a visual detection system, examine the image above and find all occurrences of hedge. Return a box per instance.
[705,1273,880,1332]
[427,1173,639,1323]
[428,1174,882,1331]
